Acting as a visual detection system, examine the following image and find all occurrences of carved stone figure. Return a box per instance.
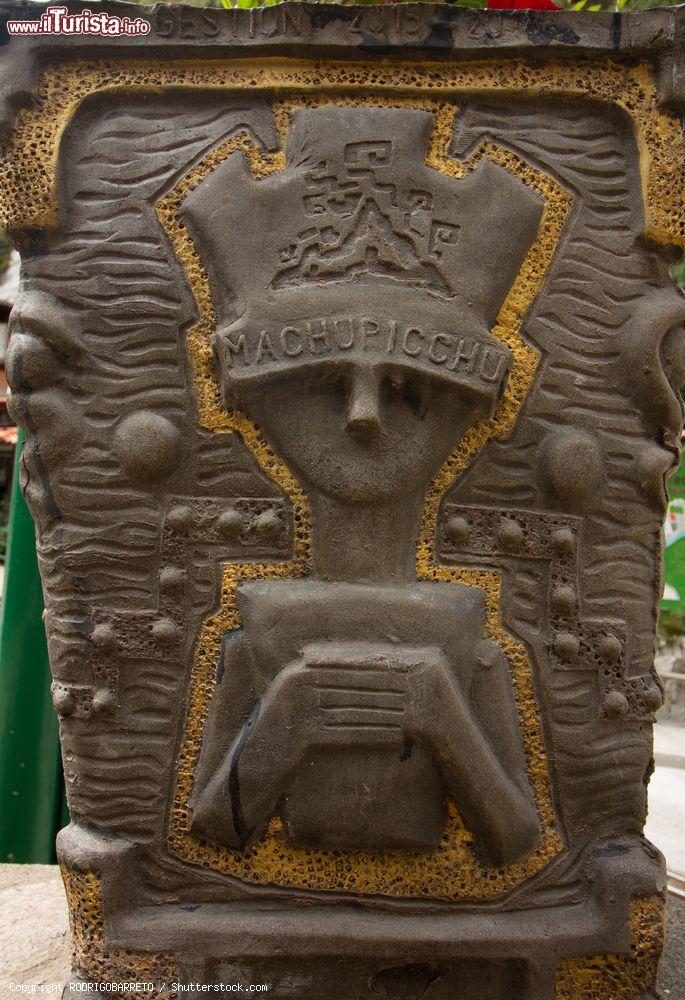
[188,107,540,865]
[1,3,684,998]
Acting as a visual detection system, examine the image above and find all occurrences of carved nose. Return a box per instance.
[345,367,382,439]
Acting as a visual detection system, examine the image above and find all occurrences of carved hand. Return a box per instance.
[402,644,540,868]
[198,641,539,865]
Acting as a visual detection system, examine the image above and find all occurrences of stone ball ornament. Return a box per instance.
[217,506,245,539]
[604,689,630,720]
[113,410,182,485]
[539,427,603,508]
[90,624,118,652]
[1,2,684,997]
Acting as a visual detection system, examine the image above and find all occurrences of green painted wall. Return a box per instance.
[0,431,64,863]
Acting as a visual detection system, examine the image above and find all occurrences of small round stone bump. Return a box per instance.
[218,507,245,539]
[167,505,194,532]
[637,444,673,505]
[4,388,29,429]
[152,617,181,646]
[113,411,181,485]
[6,333,57,390]
[498,517,524,551]
[551,585,575,614]
[445,515,470,546]
[91,688,117,715]
[554,632,580,661]
[160,567,186,594]
[254,508,281,539]
[598,633,622,665]
[91,624,117,652]
[52,685,75,717]
[604,689,630,718]
[551,528,574,557]
[542,428,602,505]
[643,684,663,713]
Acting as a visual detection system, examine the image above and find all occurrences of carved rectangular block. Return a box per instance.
[1,3,684,997]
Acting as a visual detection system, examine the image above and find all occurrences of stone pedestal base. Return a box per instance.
[58,825,665,1000]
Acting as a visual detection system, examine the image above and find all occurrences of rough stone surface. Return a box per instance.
[0,865,69,997]
[0,864,684,998]
[1,3,685,997]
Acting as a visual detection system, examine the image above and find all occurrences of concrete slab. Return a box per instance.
[654,721,685,769]
[660,894,685,999]
[647,765,685,876]
[0,864,69,1000]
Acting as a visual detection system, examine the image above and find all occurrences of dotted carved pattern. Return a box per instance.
[2,50,677,988]
[61,867,177,994]
[49,496,290,726]
[439,504,663,723]
[554,896,665,999]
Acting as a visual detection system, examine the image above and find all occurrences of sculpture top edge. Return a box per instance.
[1,0,684,146]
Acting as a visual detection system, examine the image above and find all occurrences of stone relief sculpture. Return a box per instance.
[1,3,684,997]
[188,106,540,865]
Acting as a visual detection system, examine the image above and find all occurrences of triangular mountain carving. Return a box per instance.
[273,196,450,295]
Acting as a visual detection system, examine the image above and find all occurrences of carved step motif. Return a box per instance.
[439,503,662,721]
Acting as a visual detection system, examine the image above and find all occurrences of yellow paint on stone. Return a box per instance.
[555,896,665,998]
[61,868,177,994]
[158,91,566,900]
[3,51,675,992]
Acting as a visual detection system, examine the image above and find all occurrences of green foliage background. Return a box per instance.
[130,0,685,12]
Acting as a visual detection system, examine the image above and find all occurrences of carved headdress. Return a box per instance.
[183,105,544,412]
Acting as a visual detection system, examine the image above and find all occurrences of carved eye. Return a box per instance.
[383,374,427,418]
[402,379,427,418]
[320,368,349,397]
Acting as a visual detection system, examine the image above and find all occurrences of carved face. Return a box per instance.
[188,104,537,506]
[234,359,493,503]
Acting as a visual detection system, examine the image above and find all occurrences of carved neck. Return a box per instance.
[308,492,424,584]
